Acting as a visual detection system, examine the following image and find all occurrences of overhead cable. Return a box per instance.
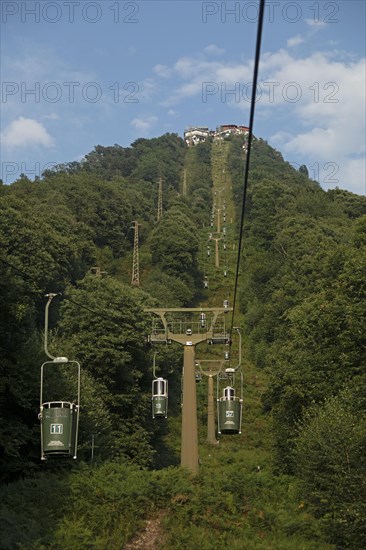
[0,256,126,329]
[230,0,266,333]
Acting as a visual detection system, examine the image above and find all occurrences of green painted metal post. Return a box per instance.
[207,375,217,445]
[181,344,199,474]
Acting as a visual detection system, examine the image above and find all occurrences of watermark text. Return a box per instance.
[201,2,339,24]
[1,81,139,103]
[1,1,139,23]
[202,81,340,104]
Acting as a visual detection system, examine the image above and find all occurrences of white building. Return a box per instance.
[184,124,249,146]
[184,127,210,146]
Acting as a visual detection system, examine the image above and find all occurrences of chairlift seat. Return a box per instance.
[40,401,79,458]
[152,378,168,418]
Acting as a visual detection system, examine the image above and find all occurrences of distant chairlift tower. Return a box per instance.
[196,360,224,445]
[182,168,187,197]
[131,220,140,286]
[212,236,222,268]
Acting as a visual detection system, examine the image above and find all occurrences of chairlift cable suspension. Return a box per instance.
[0,256,125,329]
[229,0,266,335]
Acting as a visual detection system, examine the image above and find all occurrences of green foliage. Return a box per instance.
[161,464,331,549]
[1,131,364,549]
[144,269,195,306]
[43,133,186,192]
[295,382,366,548]
[184,142,213,226]
[327,188,366,219]
[299,164,309,177]
[225,136,366,548]
[150,201,202,298]
[130,133,186,191]
[56,275,158,465]
[0,132,192,481]
[0,471,71,549]
[0,191,94,480]
[261,223,365,470]
[39,173,146,257]
[0,463,192,550]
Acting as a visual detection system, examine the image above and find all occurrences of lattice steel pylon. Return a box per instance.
[157,178,163,221]
[131,220,140,286]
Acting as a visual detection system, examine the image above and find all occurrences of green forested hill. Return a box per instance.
[0,133,365,549]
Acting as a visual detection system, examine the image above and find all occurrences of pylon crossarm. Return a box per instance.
[196,359,224,378]
[145,308,233,347]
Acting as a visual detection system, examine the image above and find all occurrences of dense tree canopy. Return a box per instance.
[1,132,365,548]
[0,134,188,479]
[226,136,366,545]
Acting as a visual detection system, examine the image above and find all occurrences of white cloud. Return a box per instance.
[287,35,304,48]
[339,158,366,196]
[161,54,252,106]
[204,44,225,56]
[43,113,60,120]
[153,64,172,78]
[254,50,365,194]
[174,57,214,79]
[283,127,339,158]
[305,18,327,28]
[270,55,365,170]
[1,117,55,149]
[139,78,159,100]
[131,115,158,134]
[152,46,365,192]
[270,131,293,146]
[4,51,96,86]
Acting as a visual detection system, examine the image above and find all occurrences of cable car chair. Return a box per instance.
[148,318,170,344]
[216,328,243,435]
[151,353,168,418]
[39,294,80,460]
[39,359,80,460]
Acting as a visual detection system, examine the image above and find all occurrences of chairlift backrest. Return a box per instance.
[152,377,167,397]
[223,386,235,399]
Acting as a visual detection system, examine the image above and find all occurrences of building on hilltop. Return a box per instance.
[184,127,211,146]
[215,124,250,139]
[184,124,249,146]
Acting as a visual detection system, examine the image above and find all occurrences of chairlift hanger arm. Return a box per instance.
[44,293,62,360]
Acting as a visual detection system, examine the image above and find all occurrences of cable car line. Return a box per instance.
[229,0,266,335]
[62,294,127,329]
[0,255,127,330]
[0,255,42,290]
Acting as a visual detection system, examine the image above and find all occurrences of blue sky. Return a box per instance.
[1,0,365,194]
